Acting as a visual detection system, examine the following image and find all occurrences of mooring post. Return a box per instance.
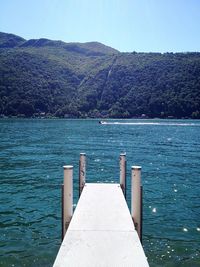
[140,185,143,245]
[131,166,142,241]
[120,153,126,198]
[63,165,73,239]
[61,183,64,240]
[79,153,86,196]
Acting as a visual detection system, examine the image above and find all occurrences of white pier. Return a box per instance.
[53,183,149,267]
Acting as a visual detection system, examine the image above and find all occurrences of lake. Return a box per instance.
[0,119,200,267]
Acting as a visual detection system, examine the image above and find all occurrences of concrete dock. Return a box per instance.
[53,183,149,267]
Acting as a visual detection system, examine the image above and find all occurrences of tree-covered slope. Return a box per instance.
[0,32,200,118]
[0,32,25,48]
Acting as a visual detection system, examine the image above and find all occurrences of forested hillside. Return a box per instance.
[0,32,200,118]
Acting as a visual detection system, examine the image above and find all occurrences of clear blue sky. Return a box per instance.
[0,0,200,52]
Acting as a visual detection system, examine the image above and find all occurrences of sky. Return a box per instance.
[0,0,200,53]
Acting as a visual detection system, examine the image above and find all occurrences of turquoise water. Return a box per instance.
[0,119,200,267]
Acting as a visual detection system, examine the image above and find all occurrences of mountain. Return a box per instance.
[0,32,26,48]
[20,39,119,56]
[0,32,200,118]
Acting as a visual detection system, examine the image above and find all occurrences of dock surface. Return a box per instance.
[53,183,149,267]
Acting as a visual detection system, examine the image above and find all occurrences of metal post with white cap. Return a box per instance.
[63,165,73,239]
[131,165,142,241]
